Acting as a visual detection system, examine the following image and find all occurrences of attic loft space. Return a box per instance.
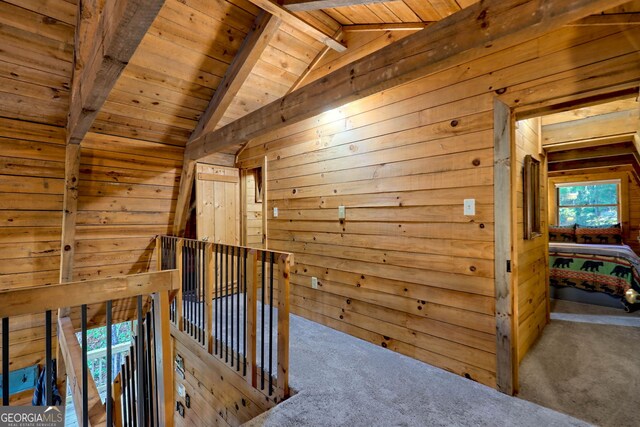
[1,0,639,426]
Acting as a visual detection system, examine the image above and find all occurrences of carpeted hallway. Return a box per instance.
[518,300,640,427]
[245,312,587,427]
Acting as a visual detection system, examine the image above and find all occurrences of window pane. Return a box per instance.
[558,183,617,206]
[558,206,618,226]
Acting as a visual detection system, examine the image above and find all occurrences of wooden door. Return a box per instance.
[195,163,240,245]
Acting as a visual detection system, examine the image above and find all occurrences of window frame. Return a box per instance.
[555,179,621,226]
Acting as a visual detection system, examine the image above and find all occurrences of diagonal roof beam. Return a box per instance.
[190,12,282,141]
[185,0,633,161]
[247,0,346,52]
[66,0,165,145]
[173,12,282,236]
[282,0,392,12]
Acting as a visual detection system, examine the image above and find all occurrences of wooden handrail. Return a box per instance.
[0,270,179,318]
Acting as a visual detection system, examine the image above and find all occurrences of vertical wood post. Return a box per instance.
[276,254,290,400]
[262,156,268,249]
[205,243,214,353]
[494,99,515,395]
[152,290,174,427]
[176,239,184,331]
[245,249,258,387]
[56,142,81,403]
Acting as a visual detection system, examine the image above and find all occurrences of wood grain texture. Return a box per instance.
[187,0,630,160]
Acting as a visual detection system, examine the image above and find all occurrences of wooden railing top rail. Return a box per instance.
[0,270,179,319]
[159,235,295,264]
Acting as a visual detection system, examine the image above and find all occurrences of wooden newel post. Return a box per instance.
[153,289,174,427]
[246,249,258,388]
[176,239,184,331]
[277,253,291,400]
[205,243,214,353]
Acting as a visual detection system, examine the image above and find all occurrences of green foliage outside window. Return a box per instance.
[557,182,619,226]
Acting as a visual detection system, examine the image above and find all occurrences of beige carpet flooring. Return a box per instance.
[518,299,640,427]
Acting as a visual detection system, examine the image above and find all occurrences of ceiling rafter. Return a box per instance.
[66,0,166,145]
[247,0,346,52]
[281,0,392,12]
[185,0,632,161]
[568,12,640,25]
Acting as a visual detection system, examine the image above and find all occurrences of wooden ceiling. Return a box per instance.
[1,0,639,157]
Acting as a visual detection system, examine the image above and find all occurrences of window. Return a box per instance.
[556,180,620,226]
[524,155,541,239]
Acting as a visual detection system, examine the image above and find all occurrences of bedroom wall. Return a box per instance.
[513,118,548,369]
[237,25,640,388]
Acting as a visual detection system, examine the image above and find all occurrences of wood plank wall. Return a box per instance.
[513,118,548,368]
[0,0,74,376]
[0,118,65,375]
[238,25,640,388]
[173,333,269,426]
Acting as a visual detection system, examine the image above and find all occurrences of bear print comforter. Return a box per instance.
[549,243,640,302]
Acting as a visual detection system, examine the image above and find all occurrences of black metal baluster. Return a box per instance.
[202,242,206,345]
[106,301,113,426]
[145,311,154,426]
[82,305,88,427]
[214,244,218,356]
[186,242,192,337]
[151,300,160,424]
[269,252,274,395]
[122,361,129,427]
[230,246,235,367]
[243,248,247,376]
[224,245,229,363]
[2,317,8,405]
[236,245,241,371]
[200,242,204,344]
[130,343,136,427]
[45,310,52,405]
[261,251,266,391]
[137,296,145,426]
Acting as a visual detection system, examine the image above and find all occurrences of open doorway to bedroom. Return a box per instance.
[514,93,640,426]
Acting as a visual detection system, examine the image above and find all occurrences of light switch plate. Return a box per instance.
[311,277,318,289]
[463,199,475,216]
[338,205,346,220]
[273,207,278,218]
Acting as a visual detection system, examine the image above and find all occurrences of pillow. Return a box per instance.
[575,223,622,245]
[549,224,576,242]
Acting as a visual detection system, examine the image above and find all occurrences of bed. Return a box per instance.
[549,241,640,312]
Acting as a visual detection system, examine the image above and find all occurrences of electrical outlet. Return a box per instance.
[311,277,318,289]
[338,205,346,220]
[273,207,278,218]
[463,199,475,216]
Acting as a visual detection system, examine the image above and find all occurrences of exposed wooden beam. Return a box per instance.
[547,141,637,163]
[342,23,432,32]
[548,153,640,177]
[0,271,179,318]
[568,12,640,25]
[186,0,631,161]
[542,108,639,145]
[543,134,636,152]
[190,12,282,141]
[286,28,342,95]
[66,0,165,145]
[282,0,391,12]
[59,144,81,284]
[246,0,346,52]
[58,316,106,426]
